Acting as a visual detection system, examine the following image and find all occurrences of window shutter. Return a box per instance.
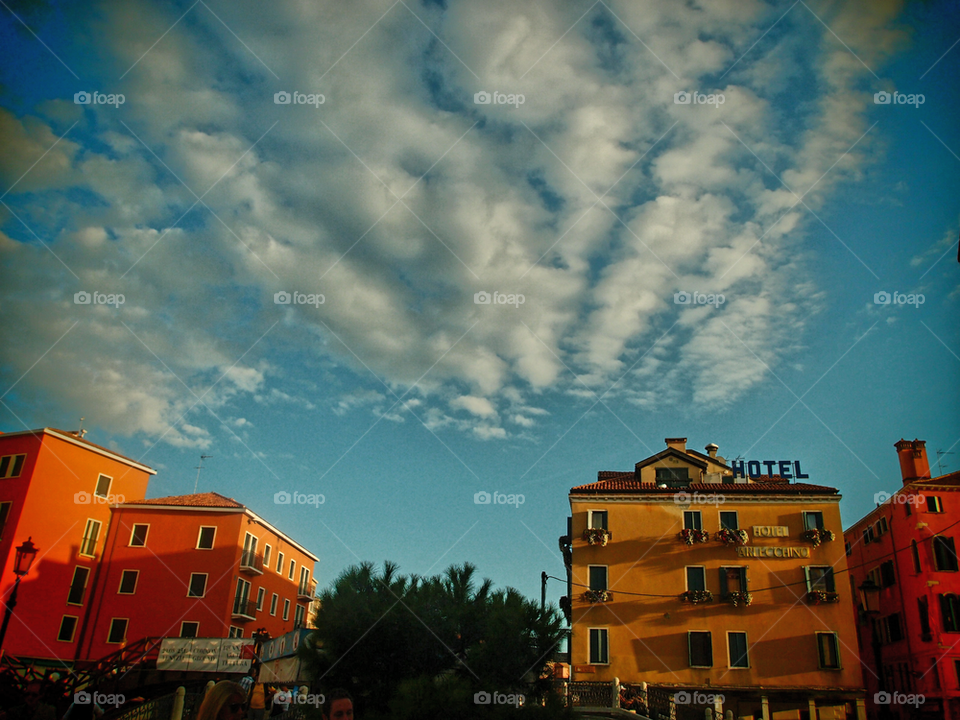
[719,568,728,596]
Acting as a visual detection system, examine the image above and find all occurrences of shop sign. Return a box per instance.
[737,546,810,558]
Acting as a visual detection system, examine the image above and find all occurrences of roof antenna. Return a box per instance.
[194,455,213,493]
[78,417,87,439]
[936,449,954,476]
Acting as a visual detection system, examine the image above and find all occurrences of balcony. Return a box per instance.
[806,590,840,605]
[239,551,264,575]
[298,578,317,601]
[232,598,257,621]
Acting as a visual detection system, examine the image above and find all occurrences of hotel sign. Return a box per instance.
[752,525,789,537]
[737,546,810,558]
[732,460,809,479]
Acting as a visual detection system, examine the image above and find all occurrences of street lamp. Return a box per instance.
[0,538,39,653]
[858,578,889,720]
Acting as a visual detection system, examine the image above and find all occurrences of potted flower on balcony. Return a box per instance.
[716,528,749,546]
[679,590,714,604]
[724,591,753,607]
[678,529,710,545]
[582,589,613,603]
[582,527,613,546]
[806,590,840,605]
[800,528,836,548]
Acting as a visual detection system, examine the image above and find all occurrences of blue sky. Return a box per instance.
[1,0,958,604]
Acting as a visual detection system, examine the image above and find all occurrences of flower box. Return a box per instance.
[723,591,753,607]
[678,529,710,545]
[806,590,840,605]
[800,528,836,548]
[582,528,612,546]
[582,589,613,603]
[716,528,749,546]
[679,590,714,604]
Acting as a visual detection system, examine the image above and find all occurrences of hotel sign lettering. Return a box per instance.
[737,546,810,558]
[732,460,808,479]
[752,525,789,537]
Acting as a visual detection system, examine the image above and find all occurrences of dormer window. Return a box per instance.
[656,467,690,486]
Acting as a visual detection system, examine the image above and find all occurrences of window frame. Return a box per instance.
[94,473,113,499]
[588,627,609,665]
[67,566,91,606]
[727,631,749,669]
[270,593,279,616]
[129,523,149,548]
[263,544,272,567]
[57,615,79,643]
[688,631,713,668]
[816,632,841,669]
[276,551,284,574]
[107,618,129,645]
[229,626,243,638]
[257,587,266,611]
[288,558,296,580]
[180,621,200,638]
[0,501,12,541]
[720,566,748,596]
[294,604,306,628]
[588,565,609,592]
[933,536,959,572]
[939,594,960,632]
[0,454,26,479]
[912,539,922,573]
[118,569,139,595]
[683,510,702,531]
[188,573,208,599]
[685,566,706,592]
[803,511,824,531]
[928,496,944,513]
[197,526,217,550]
[283,598,291,621]
[79,518,102,558]
[587,510,608,530]
[719,511,739,530]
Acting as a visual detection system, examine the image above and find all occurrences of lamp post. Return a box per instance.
[0,538,39,653]
[858,578,891,720]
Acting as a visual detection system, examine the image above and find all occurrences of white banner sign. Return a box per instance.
[157,638,253,672]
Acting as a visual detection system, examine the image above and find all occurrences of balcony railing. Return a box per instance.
[298,579,317,600]
[239,551,264,575]
[232,598,257,620]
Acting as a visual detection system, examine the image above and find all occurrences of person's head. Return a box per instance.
[23,682,42,707]
[323,689,354,720]
[196,680,246,720]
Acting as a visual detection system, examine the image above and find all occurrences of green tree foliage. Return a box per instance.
[299,561,568,717]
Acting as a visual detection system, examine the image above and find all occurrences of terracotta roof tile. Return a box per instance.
[126,492,244,508]
[571,479,838,495]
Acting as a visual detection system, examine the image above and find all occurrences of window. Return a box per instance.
[180,622,199,638]
[955,660,960,687]
[905,499,912,516]
[656,467,689,485]
[276,552,284,573]
[816,632,841,669]
[588,510,608,530]
[940,594,960,632]
[57,615,78,642]
[934,537,959,571]
[683,511,702,531]
[589,566,608,591]
[234,578,251,614]
[0,454,26,478]
[867,567,881,588]
[919,597,931,639]
[803,512,824,531]
[107,618,128,644]
[118,570,138,594]
[863,526,875,544]
[270,593,279,616]
[720,567,747,596]
[67,566,90,605]
[686,567,706,592]
[188,573,208,598]
[257,587,266,611]
[884,614,904,643]
[95,474,112,498]
[263,544,272,567]
[728,632,749,668]
[288,559,295,580]
[229,626,243,638]
[688,631,713,667]
[912,540,922,573]
[589,628,609,664]
[878,516,889,534]
[0,501,11,540]
[197,526,216,549]
[300,566,310,588]
[129,524,149,547]
[720,512,739,530]
[283,599,291,621]
[928,496,944,513]
[79,519,102,557]
[294,605,306,628]
[880,561,896,587]
[845,542,852,556]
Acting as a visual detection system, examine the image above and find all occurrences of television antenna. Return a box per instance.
[936,449,954,476]
[194,455,213,493]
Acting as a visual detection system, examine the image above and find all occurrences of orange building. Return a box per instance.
[844,439,960,720]
[79,492,319,660]
[0,427,155,662]
[564,438,865,720]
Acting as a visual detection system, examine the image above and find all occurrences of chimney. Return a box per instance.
[705,443,719,459]
[895,439,931,485]
[665,437,687,452]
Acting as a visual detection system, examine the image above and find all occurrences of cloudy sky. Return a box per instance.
[1,0,958,600]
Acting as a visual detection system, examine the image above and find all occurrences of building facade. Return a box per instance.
[0,427,156,661]
[79,492,319,660]
[565,438,865,720]
[844,439,960,720]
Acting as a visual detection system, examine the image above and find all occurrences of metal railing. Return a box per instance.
[240,551,264,574]
[232,597,258,619]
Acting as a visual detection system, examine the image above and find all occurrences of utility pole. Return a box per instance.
[194,455,213,493]
[541,571,547,611]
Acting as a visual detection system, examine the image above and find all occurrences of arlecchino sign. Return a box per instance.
[737,546,811,558]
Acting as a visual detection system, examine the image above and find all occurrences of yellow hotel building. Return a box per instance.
[564,438,865,720]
